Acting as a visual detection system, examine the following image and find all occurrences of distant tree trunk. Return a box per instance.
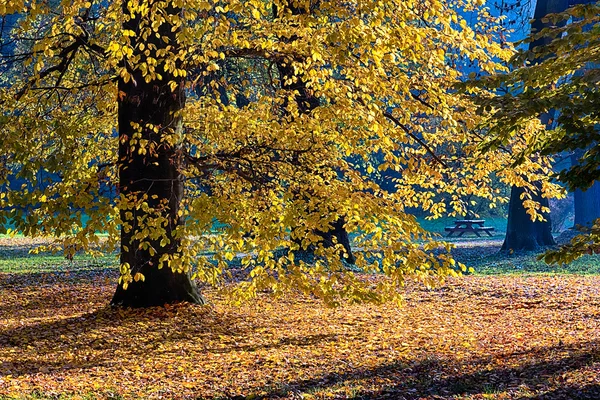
[195,62,230,106]
[111,1,203,307]
[502,185,556,251]
[569,0,599,228]
[274,1,355,264]
[572,150,600,228]
[501,0,568,251]
[314,217,355,264]
[573,185,600,227]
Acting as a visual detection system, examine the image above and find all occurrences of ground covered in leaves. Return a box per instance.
[1,238,600,399]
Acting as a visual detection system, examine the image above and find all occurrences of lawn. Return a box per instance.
[1,237,600,399]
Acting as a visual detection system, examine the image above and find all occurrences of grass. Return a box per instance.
[0,237,115,274]
[447,239,600,276]
[417,216,508,237]
[468,250,600,275]
[0,254,115,274]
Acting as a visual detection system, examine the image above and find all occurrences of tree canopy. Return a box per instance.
[0,0,562,306]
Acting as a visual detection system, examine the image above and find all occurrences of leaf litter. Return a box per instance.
[0,239,600,399]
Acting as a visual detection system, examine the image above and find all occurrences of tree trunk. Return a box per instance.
[314,217,356,264]
[501,0,568,251]
[573,185,600,227]
[529,0,570,49]
[111,1,203,307]
[502,185,556,251]
[572,150,600,228]
[568,0,599,228]
[274,1,355,263]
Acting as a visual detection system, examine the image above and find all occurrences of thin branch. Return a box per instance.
[383,111,448,168]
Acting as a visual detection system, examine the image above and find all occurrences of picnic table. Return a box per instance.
[444,219,494,237]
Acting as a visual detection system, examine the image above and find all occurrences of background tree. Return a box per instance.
[472,1,600,261]
[567,0,600,229]
[272,0,354,264]
[500,0,573,252]
[572,150,600,228]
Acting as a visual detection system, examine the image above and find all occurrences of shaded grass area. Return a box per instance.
[450,238,600,275]
[416,218,600,274]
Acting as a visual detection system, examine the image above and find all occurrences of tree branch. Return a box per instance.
[383,112,448,168]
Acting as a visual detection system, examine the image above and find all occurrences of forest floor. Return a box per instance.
[1,236,600,399]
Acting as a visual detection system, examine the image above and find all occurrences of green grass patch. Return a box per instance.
[466,251,600,275]
[418,217,507,237]
[0,254,116,274]
[0,240,116,274]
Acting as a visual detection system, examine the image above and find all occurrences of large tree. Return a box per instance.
[0,0,555,307]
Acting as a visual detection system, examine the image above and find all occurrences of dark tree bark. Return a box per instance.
[572,150,600,228]
[529,0,570,49]
[501,185,556,251]
[501,0,569,251]
[568,0,599,228]
[314,217,355,264]
[111,1,203,307]
[274,1,355,264]
[573,184,600,227]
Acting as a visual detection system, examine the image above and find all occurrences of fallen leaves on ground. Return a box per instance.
[1,262,600,398]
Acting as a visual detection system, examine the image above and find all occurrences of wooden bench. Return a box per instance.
[445,220,495,237]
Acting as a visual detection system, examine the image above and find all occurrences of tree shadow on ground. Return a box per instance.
[208,333,340,355]
[0,268,117,318]
[0,295,342,380]
[0,284,103,319]
[525,384,600,399]
[0,302,242,378]
[0,244,41,258]
[249,340,600,399]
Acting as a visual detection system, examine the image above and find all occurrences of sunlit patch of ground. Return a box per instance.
[1,261,600,399]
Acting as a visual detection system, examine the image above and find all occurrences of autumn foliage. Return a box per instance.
[2,0,600,398]
[0,0,564,305]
